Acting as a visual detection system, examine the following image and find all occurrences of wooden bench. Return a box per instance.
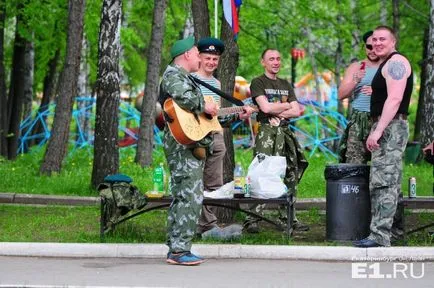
[401,197,434,235]
[99,195,434,240]
[100,195,294,240]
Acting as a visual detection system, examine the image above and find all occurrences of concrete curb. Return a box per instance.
[0,243,433,261]
[0,192,100,206]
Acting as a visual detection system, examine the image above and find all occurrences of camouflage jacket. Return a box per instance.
[161,64,212,154]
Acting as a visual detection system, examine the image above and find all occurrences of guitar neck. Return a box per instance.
[217,106,245,117]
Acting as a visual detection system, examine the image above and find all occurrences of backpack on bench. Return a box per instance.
[98,174,147,233]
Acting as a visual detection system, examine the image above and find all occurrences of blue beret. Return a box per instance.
[197,37,225,55]
[170,36,195,59]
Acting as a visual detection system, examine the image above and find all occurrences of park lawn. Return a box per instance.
[0,204,432,246]
[0,146,432,198]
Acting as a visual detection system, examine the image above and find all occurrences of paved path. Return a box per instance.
[0,256,433,288]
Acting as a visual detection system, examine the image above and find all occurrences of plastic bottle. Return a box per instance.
[244,176,251,197]
[152,163,165,193]
[234,162,245,194]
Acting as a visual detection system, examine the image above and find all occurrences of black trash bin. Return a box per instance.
[325,164,371,241]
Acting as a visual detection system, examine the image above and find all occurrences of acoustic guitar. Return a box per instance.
[163,96,256,145]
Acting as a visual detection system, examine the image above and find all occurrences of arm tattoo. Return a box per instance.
[387,60,406,80]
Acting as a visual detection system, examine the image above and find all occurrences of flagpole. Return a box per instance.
[214,0,218,37]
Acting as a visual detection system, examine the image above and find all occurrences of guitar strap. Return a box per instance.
[188,75,245,107]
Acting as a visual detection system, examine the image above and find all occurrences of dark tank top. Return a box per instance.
[370,52,413,118]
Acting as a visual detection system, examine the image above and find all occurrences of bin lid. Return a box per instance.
[324,164,370,180]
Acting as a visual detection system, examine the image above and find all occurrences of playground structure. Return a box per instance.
[18,74,347,159]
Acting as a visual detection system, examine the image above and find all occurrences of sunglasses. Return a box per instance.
[365,44,373,50]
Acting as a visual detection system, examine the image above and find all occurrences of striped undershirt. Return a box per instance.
[191,73,221,106]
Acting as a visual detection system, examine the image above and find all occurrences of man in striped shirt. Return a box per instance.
[192,37,253,239]
[338,30,380,164]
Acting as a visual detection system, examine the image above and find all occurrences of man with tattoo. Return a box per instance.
[353,26,413,248]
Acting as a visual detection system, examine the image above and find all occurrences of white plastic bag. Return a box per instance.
[203,181,234,199]
[247,154,287,199]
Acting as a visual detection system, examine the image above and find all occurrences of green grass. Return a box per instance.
[1,145,432,198]
[1,204,432,246]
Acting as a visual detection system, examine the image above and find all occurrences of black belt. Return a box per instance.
[372,113,407,122]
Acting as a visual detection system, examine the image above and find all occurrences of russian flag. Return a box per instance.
[223,0,242,40]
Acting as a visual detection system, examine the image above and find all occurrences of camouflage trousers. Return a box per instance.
[164,148,204,253]
[368,119,408,246]
[338,109,372,164]
[246,123,308,226]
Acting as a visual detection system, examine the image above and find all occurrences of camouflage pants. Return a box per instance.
[165,148,204,253]
[246,124,308,226]
[368,119,408,246]
[338,110,372,164]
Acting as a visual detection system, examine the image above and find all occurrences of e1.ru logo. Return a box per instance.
[352,262,425,279]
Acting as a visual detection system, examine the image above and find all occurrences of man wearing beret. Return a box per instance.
[192,37,253,240]
[338,30,380,164]
[159,36,218,265]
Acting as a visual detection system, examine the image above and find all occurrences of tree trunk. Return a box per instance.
[40,0,85,174]
[192,0,210,40]
[414,28,428,142]
[31,48,59,146]
[76,37,91,147]
[392,0,400,47]
[218,16,239,184]
[420,0,434,147]
[183,13,194,38]
[20,37,35,152]
[335,1,345,152]
[91,0,122,188]
[0,0,7,157]
[380,0,387,25]
[215,11,240,223]
[6,11,27,160]
[22,38,34,121]
[350,0,360,59]
[335,1,344,116]
[135,0,167,167]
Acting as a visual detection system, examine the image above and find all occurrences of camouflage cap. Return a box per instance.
[170,36,195,59]
[197,37,225,55]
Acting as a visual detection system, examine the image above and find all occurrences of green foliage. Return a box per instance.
[120,1,153,88]
[1,0,429,104]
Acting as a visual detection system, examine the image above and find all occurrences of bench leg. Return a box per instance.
[287,194,294,239]
[100,197,105,242]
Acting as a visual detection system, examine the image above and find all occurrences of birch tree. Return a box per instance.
[91,0,122,187]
